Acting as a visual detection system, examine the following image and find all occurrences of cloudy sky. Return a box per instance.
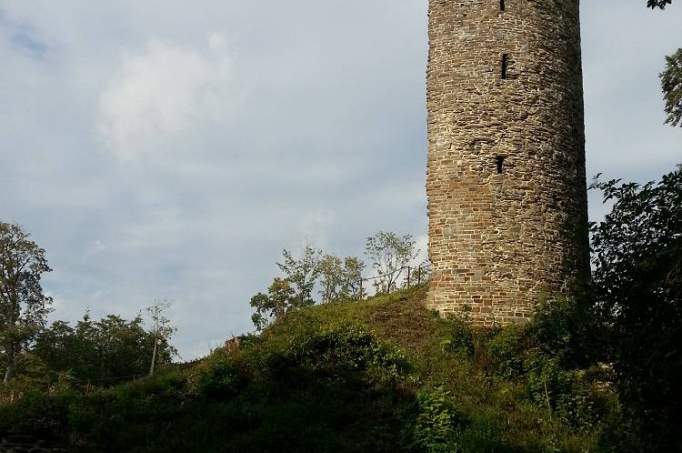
[1,1,680,359]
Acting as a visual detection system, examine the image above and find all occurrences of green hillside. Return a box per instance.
[0,286,622,452]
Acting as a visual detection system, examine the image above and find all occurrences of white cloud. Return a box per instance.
[97,35,232,160]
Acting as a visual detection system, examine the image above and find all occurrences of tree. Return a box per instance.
[317,255,366,302]
[0,222,52,384]
[30,320,76,378]
[81,314,154,384]
[339,257,365,300]
[277,246,321,308]
[33,311,176,386]
[365,232,417,294]
[318,254,344,303]
[250,278,295,331]
[146,301,177,376]
[590,167,682,451]
[661,49,682,127]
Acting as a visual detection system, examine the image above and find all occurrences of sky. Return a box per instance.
[1,1,680,359]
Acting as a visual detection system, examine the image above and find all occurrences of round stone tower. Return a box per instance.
[426,0,589,324]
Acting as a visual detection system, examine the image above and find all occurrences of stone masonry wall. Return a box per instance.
[426,0,589,325]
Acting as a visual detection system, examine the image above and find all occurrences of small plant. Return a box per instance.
[444,318,474,357]
[486,324,527,378]
[412,387,465,453]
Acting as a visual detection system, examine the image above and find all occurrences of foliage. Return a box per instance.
[526,297,601,369]
[317,254,344,303]
[661,49,682,127]
[486,325,526,378]
[284,324,412,385]
[250,234,416,328]
[647,0,680,127]
[32,312,175,387]
[146,301,177,376]
[250,278,296,331]
[0,286,613,452]
[318,255,366,303]
[647,0,672,8]
[365,231,418,294]
[339,256,365,300]
[590,168,682,451]
[0,222,53,384]
[443,317,474,358]
[412,387,465,453]
[277,246,321,307]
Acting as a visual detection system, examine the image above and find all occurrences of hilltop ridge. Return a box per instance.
[0,286,620,452]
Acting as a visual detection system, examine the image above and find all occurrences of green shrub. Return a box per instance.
[444,318,475,357]
[412,386,466,453]
[486,324,527,378]
[527,297,597,368]
[279,323,412,385]
[189,354,247,399]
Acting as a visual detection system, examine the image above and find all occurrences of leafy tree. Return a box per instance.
[318,255,366,302]
[365,232,417,294]
[318,254,344,303]
[277,246,321,307]
[0,222,52,384]
[590,167,682,451]
[30,320,76,378]
[82,314,156,384]
[250,278,295,331]
[146,301,177,376]
[33,312,175,386]
[661,49,682,127]
[339,256,365,300]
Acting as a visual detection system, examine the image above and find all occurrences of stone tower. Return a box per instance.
[426,0,589,324]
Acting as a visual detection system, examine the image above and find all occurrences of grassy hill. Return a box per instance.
[0,286,622,452]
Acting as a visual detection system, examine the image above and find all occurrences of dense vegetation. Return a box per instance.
[0,286,622,452]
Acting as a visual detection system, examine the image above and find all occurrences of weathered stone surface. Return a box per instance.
[426,0,589,325]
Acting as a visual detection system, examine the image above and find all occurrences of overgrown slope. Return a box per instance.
[0,286,621,452]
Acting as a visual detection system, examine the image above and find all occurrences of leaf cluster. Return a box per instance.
[30,313,176,387]
[365,231,418,294]
[647,0,672,8]
[590,167,682,451]
[0,222,53,382]
[250,246,368,330]
[661,49,682,127]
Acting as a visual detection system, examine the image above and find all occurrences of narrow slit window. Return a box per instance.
[495,156,505,174]
[501,54,509,79]
[500,0,505,12]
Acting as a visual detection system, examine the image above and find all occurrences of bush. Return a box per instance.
[486,325,527,378]
[412,387,466,453]
[444,318,475,358]
[188,352,248,399]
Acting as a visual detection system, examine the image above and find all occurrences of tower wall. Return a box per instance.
[426,0,589,324]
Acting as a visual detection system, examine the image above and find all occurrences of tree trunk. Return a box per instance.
[3,350,15,384]
[149,339,158,376]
